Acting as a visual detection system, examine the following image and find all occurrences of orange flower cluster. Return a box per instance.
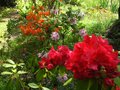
[20,6,50,35]
[20,24,43,35]
[20,5,62,42]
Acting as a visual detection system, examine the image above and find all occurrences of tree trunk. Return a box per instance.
[118,7,120,19]
[119,0,120,19]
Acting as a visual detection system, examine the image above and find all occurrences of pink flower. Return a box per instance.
[57,74,68,83]
[53,9,59,15]
[79,29,87,37]
[50,9,59,15]
[51,32,60,41]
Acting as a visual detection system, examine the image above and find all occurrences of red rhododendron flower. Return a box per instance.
[104,78,114,86]
[116,86,120,90]
[38,46,71,70]
[65,34,120,79]
[38,58,54,70]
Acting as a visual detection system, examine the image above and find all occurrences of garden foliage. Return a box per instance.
[0,0,120,90]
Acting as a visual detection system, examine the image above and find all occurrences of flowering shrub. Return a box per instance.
[38,34,120,90]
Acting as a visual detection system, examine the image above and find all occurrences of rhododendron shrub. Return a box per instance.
[38,34,120,90]
[66,35,119,80]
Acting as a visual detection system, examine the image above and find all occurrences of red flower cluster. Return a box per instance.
[38,34,120,86]
[65,35,119,80]
[38,46,71,70]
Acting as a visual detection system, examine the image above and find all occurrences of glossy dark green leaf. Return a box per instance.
[114,77,120,87]
[89,79,98,90]
[75,79,94,90]
[36,69,46,81]
[59,66,66,75]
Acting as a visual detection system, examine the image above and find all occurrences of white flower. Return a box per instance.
[78,12,85,18]
[37,51,48,58]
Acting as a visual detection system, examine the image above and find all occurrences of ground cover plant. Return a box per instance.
[0,0,120,90]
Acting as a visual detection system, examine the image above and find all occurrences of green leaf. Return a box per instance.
[59,66,66,75]
[28,83,39,89]
[3,64,16,68]
[7,59,15,64]
[43,73,47,78]
[89,79,98,90]
[63,78,73,86]
[87,79,93,90]
[75,79,93,90]
[1,71,13,75]
[36,69,45,81]
[42,87,50,90]
[18,63,25,67]
[117,65,120,72]
[17,71,27,74]
[114,77,120,87]
[5,78,22,90]
[118,51,120,55]
[12,69,17,73]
